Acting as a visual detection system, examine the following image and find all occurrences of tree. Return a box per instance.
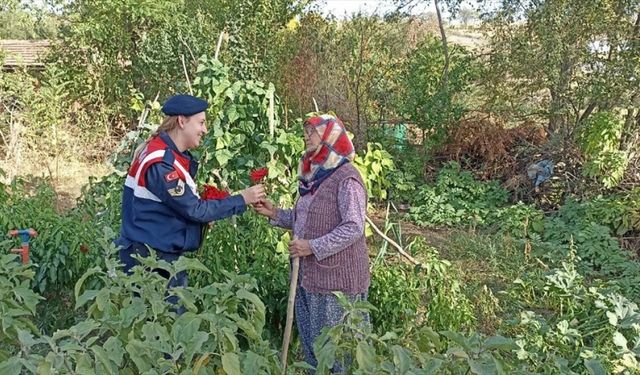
[0,0,58,39]
[50,0,307,133]
[480,0,640,140]
[400,37,477,144]
[274,13,414,150]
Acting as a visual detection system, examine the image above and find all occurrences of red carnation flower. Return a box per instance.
[249,167,268,184]
[201,184,230,200]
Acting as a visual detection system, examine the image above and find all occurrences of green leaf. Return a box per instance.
[468,358,497,375]
[315,340,337,372]
[125,340,152,373]
[92,345,117,374]
[371,161,381,174]
[104,336,125,367]
[120,298,146,327]
[441,331,472,352]
[241,351,267,374]
[76,289,100,310]
[171,313,208,359]
[142,322,171,350]
[613,331,628,349]
[0,358,22,374]
[215,149,233,167]
[71,320,100,340]
[236,289,265,314]
[222,352,241,375]
[356,341,377,370]
[422,358,444,374]
[17,328,40,347]
[584,359,607,375]
[392,345,413,373]
[227,105,239,123]
[483,336,516,351]
[416,327,441,351]
[74,267,101,302]
[174,257,211,275]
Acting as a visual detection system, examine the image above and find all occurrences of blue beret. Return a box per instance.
[161,94,209,116]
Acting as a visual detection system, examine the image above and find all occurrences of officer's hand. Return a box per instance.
[240,184,266,205]
[288,239,312,258]
[253,199,277,220]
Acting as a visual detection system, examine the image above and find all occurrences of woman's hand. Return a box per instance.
[288,239,312,258]
[240,184,266,204]
[253,199,277,220]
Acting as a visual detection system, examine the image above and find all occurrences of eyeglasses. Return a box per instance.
[303,126,316,136]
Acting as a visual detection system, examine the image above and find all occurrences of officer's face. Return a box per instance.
[181,112,207,149]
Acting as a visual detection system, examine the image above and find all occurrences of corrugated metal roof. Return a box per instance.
[1,40,51,69]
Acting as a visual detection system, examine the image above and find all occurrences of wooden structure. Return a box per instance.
[0,40,50,71]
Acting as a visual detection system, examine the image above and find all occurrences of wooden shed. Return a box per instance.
[0,40,50,71]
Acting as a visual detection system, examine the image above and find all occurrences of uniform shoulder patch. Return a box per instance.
[168,179,185,197]
[165,170,179,183]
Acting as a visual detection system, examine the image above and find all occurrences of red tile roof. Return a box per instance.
[1,40,51,69]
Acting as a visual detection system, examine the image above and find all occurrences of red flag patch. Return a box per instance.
[165,171,179,183]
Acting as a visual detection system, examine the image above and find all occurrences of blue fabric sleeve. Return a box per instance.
[145,162,247,223]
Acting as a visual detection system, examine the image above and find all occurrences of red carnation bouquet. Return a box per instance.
[198,184,230,254]
[249,167,268,184]
[201,184,230,200]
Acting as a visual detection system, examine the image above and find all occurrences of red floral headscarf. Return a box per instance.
[298,114,355,196]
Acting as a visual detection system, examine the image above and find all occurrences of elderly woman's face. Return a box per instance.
[303,125,321,152]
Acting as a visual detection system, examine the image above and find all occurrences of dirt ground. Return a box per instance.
[0,154,113,211]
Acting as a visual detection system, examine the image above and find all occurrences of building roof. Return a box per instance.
[1,40,51,70]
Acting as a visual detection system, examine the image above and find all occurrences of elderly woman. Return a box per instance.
[254,114,370,372]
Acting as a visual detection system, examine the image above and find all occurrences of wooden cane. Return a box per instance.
[281,243,300,374]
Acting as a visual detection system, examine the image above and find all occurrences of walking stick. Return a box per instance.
[281,239,300,374]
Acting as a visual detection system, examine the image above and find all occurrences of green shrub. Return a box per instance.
[0,176,99,293]
[369,237,474,334]
[506,255,640,374]
[3,235,281,374]
[408,162,508,227]
[578,112,630,188]
[0,250,43,362]
[353,142,396,202]
[488,202,545,239]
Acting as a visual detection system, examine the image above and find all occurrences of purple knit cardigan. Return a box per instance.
[297,163,370,294]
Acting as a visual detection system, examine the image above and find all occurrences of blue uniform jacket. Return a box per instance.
[115,132,246,254]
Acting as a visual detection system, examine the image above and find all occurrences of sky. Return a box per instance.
[318,0,437,18]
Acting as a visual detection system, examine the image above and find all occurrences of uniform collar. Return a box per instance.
[159,131,193,160]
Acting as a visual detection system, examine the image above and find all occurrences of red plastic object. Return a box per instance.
[8,228,37,265]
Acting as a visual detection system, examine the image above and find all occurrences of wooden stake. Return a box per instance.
[215,30,225,60]
[365,216,420,266]
[181,54,193,95]
[281,254,300,374]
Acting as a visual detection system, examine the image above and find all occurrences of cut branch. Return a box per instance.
[365,216,419,266]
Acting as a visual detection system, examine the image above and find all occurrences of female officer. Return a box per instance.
[115,94,266,313]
